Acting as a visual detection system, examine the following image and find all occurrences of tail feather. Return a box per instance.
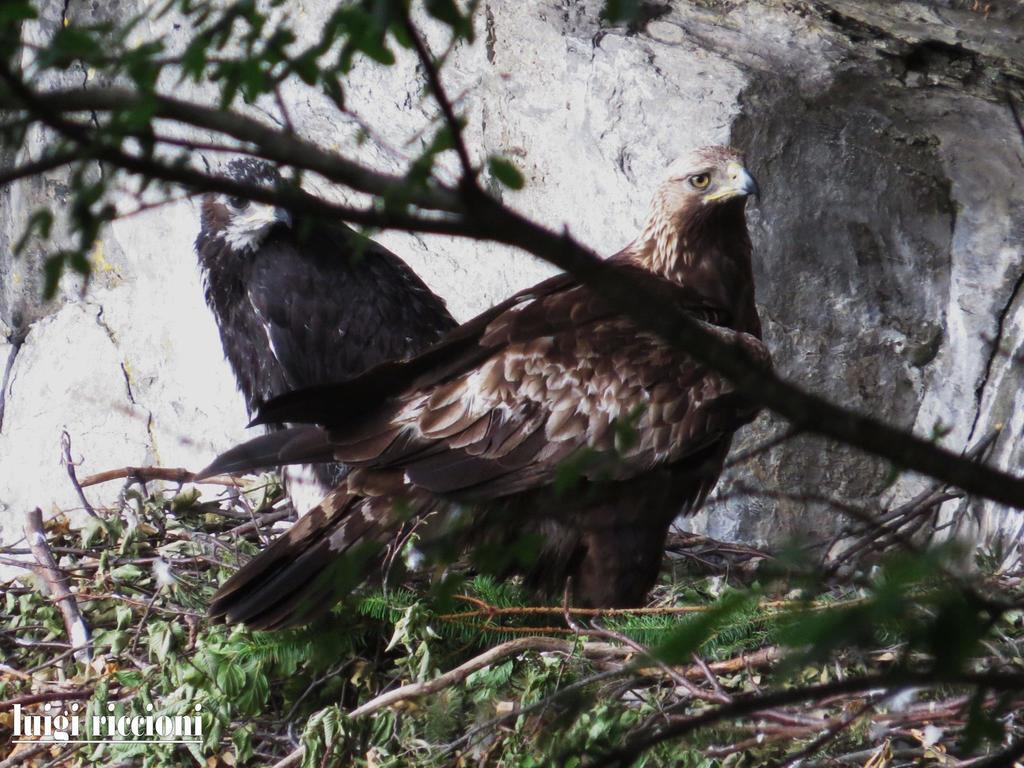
[209,489,395,629]
[195,426,335,480]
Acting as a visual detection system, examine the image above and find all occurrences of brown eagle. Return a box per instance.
[198,146,770,629]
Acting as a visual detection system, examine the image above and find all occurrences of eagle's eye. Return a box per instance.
[689,173,711,190]
[228,196,251,210]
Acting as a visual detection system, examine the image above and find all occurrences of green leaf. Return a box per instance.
[96,628,130,654]
[114,669,144,687]
[115,604,134,630]
[291,52,320,85]
[488,156,525,190]
[425,0,474,41]
[81,516,105,547]
[14,209,54,256]
[42,253,68,300]
[235,670,269,713]
[601,0,641,24]
[232,723,255,763]
[321,74,345,110]
[40,27,104,69]
[148,621,174,662]
[214,660,246,696]
[0,1,36,25]
[110,563,144,582]
[962,687,1004,752]
[653,591,756,664]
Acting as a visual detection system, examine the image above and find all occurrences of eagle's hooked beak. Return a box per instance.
[705,161,760,203]
[236,202,291,231]
[726,161,759,200]
[274,207,293,227]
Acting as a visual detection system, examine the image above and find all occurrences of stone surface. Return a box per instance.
[2,0,1023,573]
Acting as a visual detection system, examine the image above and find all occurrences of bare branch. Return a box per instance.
[769,696,884,768]
[225,508,293,537]
[0,688,97,713]
[0,150,78,187]
[270,636,609,768]
[351,636,584,717]
[60,431,97,519]
[78,465,245,488]
[0,85,460,212]
[968,737,1024,768]
[723,427,801,470]
[3,72,1024,512]
[23,508,92,663]
[401,11,476,184]
[585,668,1024,767]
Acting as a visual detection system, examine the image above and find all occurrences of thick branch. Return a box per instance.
[401,11,475,183]
[0,86,460,212]
[23,509,92,663]
[585,668,1024,767]
[78,465,245,488]
[0,87,460,211]
[0,150,77,187]
[0,688,97,713]
[271,638,781,768]
[0,84,467,235]
[270,636,616,768]
[471,197,1024,509]
[352,636,576,717]
[5,76,1024,509]
[61,431,97,518]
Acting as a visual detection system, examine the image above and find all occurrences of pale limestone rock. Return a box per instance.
[2,0,1024,571]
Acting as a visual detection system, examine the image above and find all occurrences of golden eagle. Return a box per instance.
[195,158,456,510]
[198,146,769,629]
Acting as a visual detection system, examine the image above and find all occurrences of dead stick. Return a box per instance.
[560,584,709,701]
[270,640,783,768]
[350,636,578,717]
[23,508,92,662]
[78,465,246,488]
[0,743,50,768]
[226,508,294,537]
[270,636,619,768]
[61,431,98,518]
[0,688,97,713]
[437,598,833,621]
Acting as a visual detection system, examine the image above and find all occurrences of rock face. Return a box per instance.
[2,0,1023,570]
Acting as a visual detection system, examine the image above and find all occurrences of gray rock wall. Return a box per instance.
[2,0,1023,570]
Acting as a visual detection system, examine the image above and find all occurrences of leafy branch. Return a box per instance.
[2,75,1022,512]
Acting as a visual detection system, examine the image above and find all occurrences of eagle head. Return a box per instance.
[655,145,759,219]
[631,146,761,329]
[200,158,293,254]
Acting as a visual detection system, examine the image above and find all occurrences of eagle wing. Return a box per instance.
[200,267,770,627]
[243,267,767,500]
[244,225,457,393]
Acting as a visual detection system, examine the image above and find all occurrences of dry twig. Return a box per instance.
[61,431,97,519]
[270,636,618,768]
[78,465,245,488]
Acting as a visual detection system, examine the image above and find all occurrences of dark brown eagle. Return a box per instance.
[195,158,457,511]
[198,146,770,629]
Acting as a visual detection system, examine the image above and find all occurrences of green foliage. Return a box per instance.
[777,545,997,676]
[488,155,525,190]
[3,0,482,300]
[599,0,671,33]
[654,591,758,664]
[4,485,1024,766]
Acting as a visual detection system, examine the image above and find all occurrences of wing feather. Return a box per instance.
[218,265,767,506]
